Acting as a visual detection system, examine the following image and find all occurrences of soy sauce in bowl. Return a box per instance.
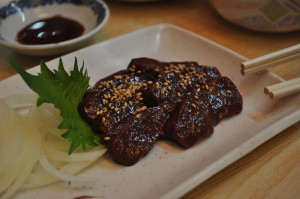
[17,15,84,45]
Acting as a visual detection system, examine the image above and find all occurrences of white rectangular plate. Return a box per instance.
[1,24,300,199]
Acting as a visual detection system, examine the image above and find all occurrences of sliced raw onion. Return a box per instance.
[45,146,106,162]
[0,94,106,198]
[0,116,41,199]
[22,161,96,189]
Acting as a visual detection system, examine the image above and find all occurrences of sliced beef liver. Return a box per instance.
[78,57,243,165]
[165,76,243,148]
[102,103,175,166]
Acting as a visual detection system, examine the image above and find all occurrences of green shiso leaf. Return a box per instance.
[9,57,99,154]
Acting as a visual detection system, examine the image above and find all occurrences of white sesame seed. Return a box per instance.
[104,136,110,141]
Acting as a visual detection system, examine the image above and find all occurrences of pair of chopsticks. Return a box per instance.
[241,43,300,99]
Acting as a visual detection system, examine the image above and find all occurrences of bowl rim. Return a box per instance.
[0,0,110,52]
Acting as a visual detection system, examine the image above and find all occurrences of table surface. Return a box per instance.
[0,0,299,198]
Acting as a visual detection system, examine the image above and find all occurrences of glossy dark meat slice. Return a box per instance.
[102,104,175,166]
[140,60,221,105]
[204,76,243,120]
[78,57,243,165]
[78,70,148,133]
[127,57,164,80]
[165,90,216,148]
[165,76,243,148]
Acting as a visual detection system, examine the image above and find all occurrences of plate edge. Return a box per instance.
[161,104,300,199]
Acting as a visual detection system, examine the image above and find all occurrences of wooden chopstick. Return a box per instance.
[241,44,300,99]
[264,78,300,99]
[241,43,300,75]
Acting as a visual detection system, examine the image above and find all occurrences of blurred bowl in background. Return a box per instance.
[0,0,109,56]
[210,0,300,32]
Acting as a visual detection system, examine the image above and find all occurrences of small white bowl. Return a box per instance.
[0,0,110,56]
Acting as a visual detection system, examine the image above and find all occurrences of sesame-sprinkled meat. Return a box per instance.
[143,61,221,104]
[127,57,164,80]
[165,76,243,148]
[165,90,216,148]
[204,76,243,122]
[78,70,148,133]
[102,103,175,166]
[78,57,243,165]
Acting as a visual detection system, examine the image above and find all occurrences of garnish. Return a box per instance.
[9,57,99,154]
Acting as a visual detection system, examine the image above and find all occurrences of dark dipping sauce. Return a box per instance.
[17,15,84,45]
